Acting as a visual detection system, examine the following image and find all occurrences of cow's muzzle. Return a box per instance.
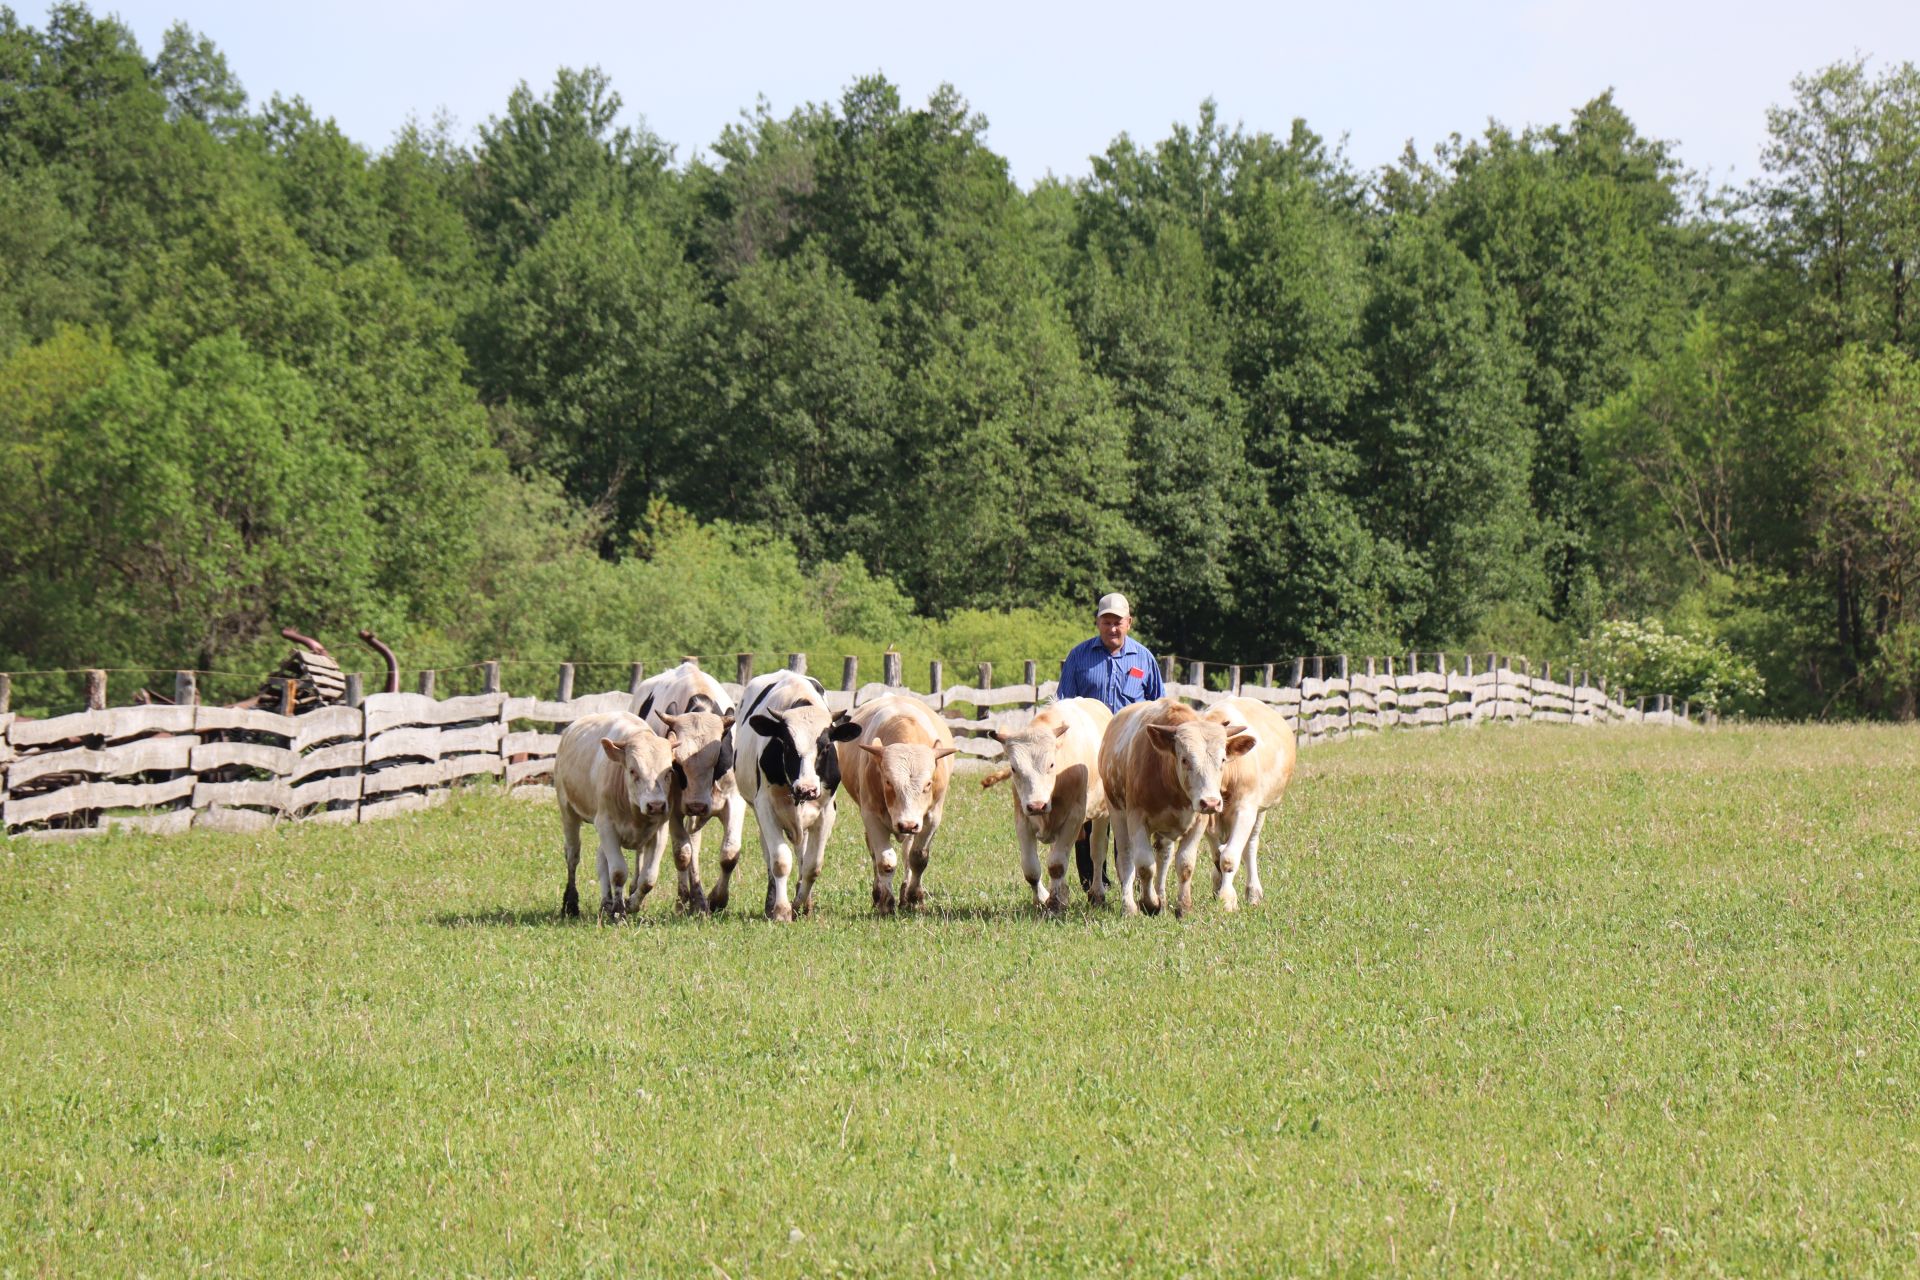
[1195,796,1223,814]
[1024,799,1050,815]
[645,801,667,816]
[893,818,922,835]
[684,799,710,816]
[791,782,820,802]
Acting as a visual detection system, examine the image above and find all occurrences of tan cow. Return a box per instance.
[552,712,676,919]
[1201,697,1298,911]
[835,694,958,915]
[990,697,1112,912]
[632,662,743,914]
[1098,698,1255,917]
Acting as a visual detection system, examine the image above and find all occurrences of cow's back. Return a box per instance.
[633,661,734,733]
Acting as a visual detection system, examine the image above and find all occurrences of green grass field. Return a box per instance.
[3,724,1917,1276]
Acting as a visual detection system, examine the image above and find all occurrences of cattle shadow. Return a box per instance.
[430,900,1096,929]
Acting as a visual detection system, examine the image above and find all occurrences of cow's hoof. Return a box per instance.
[684,891,711,916]
[562,886,580,918]
[798,896,815,917]
[903,886,926,910]
[768,901,795,923]
[1043,893,1067,916]
[706,884,730,914]
[1246,888,1263,908]
[1142,894,1163,917]
[872,886,896,916]
[1217,890,1239,913]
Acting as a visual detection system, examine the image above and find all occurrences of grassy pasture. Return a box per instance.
[2,723,1917,1276]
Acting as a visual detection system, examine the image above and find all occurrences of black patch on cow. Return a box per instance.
[742,682,778,721]
[637,693,655,722]
[814,729,843,796]
[671,761,688,789]
[685,693,721,715]
[714,732,736,781]
[805,675,826,697]
[758,737,796,789]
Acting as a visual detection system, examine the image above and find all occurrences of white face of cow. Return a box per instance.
[1001,720,1071,819]
[659,709,738,817]
[1145,720,1254,814]
[859,741,957,835]
[600,730,674,816]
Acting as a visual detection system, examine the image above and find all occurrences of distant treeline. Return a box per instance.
[1,6,1916,717]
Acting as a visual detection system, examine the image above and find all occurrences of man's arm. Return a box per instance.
[1055,649,1083,700]
[1143,651,1164,700]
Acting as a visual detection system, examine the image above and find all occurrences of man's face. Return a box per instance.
[1097,611,1131,653]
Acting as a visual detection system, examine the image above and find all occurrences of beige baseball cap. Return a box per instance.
[1095,592,1131,619]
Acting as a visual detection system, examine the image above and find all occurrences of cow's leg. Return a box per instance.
[861,807,899,916]
[758,791,797,922]
[675,812,711,915]
[594,818,629,921]
[1086,814,1111,907]
[1017,817,1047,910]
[1145,834,1172,916]
[797,801,837,917]
[1044,822,1076,913]
[902,812,939,910]
[559,803,584,918]
[1244,811,1268,908]
[1211,806,1258,913]
[1074,819,1095,894]
[707,790,746,914]
[1111,812,1146,918]
[1171,818,1210,918]
[627,819,668,914]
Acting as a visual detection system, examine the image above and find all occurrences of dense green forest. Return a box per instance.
[2,5,1917,717]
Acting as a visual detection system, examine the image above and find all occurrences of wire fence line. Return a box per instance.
[0,652,1692,842]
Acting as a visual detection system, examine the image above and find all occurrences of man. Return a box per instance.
[1056,592,1164,890]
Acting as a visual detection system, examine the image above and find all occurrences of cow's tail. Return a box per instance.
[979,767,1012,789]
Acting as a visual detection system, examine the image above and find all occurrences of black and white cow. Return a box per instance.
[734,670,862,920]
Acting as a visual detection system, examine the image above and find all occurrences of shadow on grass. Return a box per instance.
[430,898,1093,929]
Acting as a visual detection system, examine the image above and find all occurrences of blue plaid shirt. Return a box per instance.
[1057,636,1163,712]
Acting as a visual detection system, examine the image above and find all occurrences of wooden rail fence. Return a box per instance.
[0,654,1689,841]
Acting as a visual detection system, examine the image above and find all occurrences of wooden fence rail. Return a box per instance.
[0,655,1689,841]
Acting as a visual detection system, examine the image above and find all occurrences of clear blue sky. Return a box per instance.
[95,0,1919,187]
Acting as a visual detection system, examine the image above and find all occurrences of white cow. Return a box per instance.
[989,697,1112,912]
[632,661,745,913]
[834,694,958,915]
[1201,697,1298,911]
[551,712,675,919]
[734,670,862,920]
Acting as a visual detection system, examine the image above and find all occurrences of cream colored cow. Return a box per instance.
[1201,697,1298,911]
[990,697,1112,912]
[632,661,744,913]
[552,712,675,919]
[834,694,958,915]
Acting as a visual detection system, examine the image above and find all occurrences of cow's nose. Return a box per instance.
[1025,800,1049,815]
[894,819,920,835]
[684,800,709,816]
[646,801,666,816]
[1196,796,1223,814]
[794,782,819,800]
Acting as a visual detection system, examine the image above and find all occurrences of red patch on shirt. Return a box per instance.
[1128,667,1145,679]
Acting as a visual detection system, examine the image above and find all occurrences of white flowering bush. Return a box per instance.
[1579,618,1765,712]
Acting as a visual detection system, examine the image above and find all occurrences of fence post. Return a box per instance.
[84,669,106,711]
[556,663,575,703]
[277,679,297,716]
[842,656,859,693]
[977,663,993,721]
[682,655,700,669]
[174,670,197,706]
[346,673,364,708]
[788,652,807,676]
[1024,659,1037,698]
[1290,658,1305,687]
[1491,654,1501,721]
[483,661,501,695]
[0,672,9,715]
[1261,662,1275,687]
[417,670,435,698]
[1160,653,1177,683]
[736,653,754,687]
[629,662,646,697]
[882,652,902,688]
[929,660,943,702]
[1189,659,1205,692]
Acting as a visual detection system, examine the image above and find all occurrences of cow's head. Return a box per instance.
[857,740,958,835]
[1144,717,1254,813]
[995,718,1072,821]
[599,726,674,817]
[658,702,737,817]
[750,704,861,805]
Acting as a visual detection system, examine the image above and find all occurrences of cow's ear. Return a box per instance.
[1146,723,1178,752]
[990,728,1005,743]
[1227,732,1257,756]
[857,741,885,759]
[720,714,736,731]
[1053,721,1070,738]
[828,719,864,742]
[749,713,783,737]
[600,736,625,762]
[932,746,958,762]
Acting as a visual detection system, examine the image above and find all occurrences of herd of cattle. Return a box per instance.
[552,661,1298,922]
